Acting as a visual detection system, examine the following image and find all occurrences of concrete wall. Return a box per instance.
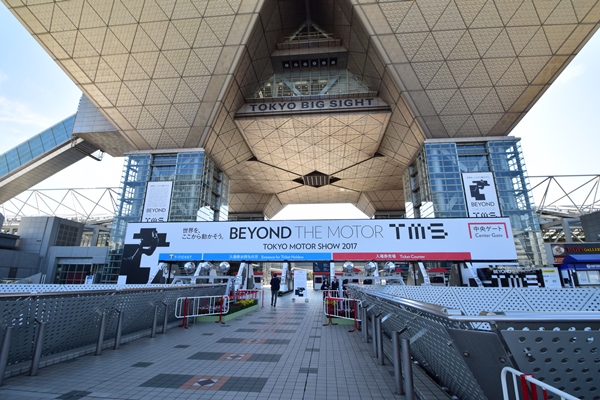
[0,249,40,280]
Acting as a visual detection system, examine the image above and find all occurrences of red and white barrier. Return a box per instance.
[176,290,261,325]
[175,295,229,327]
[323,296,362,332]
[501,366,578,400]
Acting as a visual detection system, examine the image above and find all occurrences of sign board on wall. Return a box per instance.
[541,267,562,289]
[236,98,390,117]
[141,181,173,223]
[120,218,517,284]
[462,172,501,218]
[550,242,600,264]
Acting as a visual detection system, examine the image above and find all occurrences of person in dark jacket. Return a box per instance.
[270,275,281,307]
[331,276,340,292]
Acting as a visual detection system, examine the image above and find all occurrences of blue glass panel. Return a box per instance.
[152,155,177,165]
[17,143,32,164]
[51,123,69,143]
[5,149,20,171]
[40,130,56,151]
[151,165,176,180]
[62,115,75,133]
[0,155,8,175]
[28,136,45,158]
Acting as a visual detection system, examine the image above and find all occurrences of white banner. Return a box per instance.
[462,172,501,218]
[141,181,173,223]
[122,218,517,283]
[294,270,307,295]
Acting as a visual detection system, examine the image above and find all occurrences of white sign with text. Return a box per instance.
[123,218,518,283]
[462,172,501,218]
[141,181,173,223]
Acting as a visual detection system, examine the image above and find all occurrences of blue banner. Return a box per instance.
[203,253,332,261]
[158,253,203,261]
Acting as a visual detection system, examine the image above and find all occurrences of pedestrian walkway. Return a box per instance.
[0,288,443,400]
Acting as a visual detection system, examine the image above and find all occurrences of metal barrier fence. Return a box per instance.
[323,296,361,331]
[236,289,262,304]
[349,285,600,400]
[321,289,346,299]
[175,295,229,318]
[0,284,227,380]
[175,290,262,325]
[501,366,579,400]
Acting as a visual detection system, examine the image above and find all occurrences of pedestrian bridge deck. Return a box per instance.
[0,287,449,400]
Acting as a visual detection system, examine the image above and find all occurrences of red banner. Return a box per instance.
[332,252,472,261]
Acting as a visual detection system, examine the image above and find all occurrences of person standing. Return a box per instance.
[331,276,340,293]
[270,275,281,307]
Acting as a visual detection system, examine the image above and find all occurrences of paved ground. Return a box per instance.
[0,287,410,400]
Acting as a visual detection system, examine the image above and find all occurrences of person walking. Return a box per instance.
[270,275,281,307]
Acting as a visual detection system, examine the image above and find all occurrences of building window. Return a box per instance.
[56,224,80,246]
[55,263,101,284]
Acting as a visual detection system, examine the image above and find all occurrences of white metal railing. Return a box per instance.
[175,290,262,326]
[321,289,345,299]
[501,366,579,400]
[235,289,261,302]
[323,296,362,332]
[175,295,228,318]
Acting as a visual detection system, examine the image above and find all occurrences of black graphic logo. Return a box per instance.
[121,228,170,284]
[469,180,489,200]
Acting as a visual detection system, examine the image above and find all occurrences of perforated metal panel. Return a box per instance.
[0,285,226,367]
[360,292,486,399]
[502,329,600,399]
[349,285,600,400]
[357,285,600,314]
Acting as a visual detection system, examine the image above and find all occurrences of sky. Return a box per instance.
[0,4,598,220]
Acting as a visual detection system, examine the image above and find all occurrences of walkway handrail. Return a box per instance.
[357,288,600,323]
[501,366,579,400]
[448,311,600,323]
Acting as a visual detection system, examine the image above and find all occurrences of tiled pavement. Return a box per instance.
[0,288,445,400]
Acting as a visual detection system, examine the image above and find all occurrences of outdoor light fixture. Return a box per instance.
[183,262,196,274]
[384,261,395,273]
[343,261,354,274]
[218,261,230,274]
[199,262,213,275]
[159,262,169,275]
[364,261,377,274]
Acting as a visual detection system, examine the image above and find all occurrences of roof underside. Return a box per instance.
[4,0,599,217]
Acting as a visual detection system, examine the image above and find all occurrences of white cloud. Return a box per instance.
[0,96,54,128]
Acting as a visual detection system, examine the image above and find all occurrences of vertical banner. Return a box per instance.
[294,269,307,295]
[142,181,173,222]
[462,172,501,218]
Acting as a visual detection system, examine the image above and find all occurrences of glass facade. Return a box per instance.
[254,69,374,99]
[55,263,102,285]
[403,138,546,265]
[101,150,229,283]
[0,115,75,177]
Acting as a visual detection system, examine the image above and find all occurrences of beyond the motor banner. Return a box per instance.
[120,218,517,284]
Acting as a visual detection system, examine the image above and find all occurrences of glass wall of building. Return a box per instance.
[101,150,229,283]
[403,138,546,265]
[55,263,103,285]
